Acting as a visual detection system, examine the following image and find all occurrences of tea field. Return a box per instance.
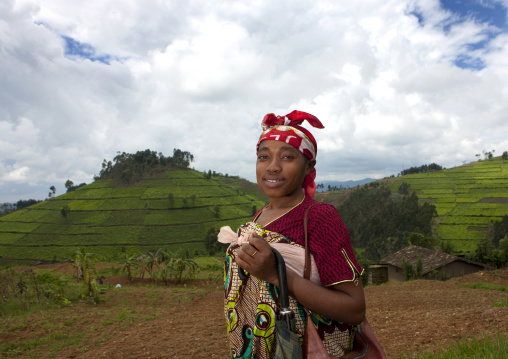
[387,156,508,253]
[0,169,267,265]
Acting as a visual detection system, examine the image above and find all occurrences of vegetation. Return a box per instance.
[399,163,443,176]
[65,180,87,193]
[338,182,437,261]
[385,155,508,257]
[204,227,229,256]
[97,149,194,184]
[72,248,104,301]
[0,164,266,265]
[0,268,80,317]
[416,334,508,359]
[456,282,508,293]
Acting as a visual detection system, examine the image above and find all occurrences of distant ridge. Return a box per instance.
[316,178,377,191]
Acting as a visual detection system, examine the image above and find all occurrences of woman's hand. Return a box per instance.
[235,235,279,286]
[235,234,366,325]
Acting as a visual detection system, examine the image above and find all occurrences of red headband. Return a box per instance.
[257,110,324,198]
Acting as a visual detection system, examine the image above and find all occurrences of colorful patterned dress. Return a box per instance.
[224,197,364,358]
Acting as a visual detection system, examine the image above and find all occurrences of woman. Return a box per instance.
[220,110,365,358]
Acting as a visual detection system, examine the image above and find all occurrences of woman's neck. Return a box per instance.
[256,193,306,227]
[267,193,305,210]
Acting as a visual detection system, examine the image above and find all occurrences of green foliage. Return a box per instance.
[165,253,199,283]
[398,182,410,195]
[457,282,508,292]
[0,167,266,263]
[402,259,415,281]
[118,252,138,281]
[72,248,104,300]
[61,205,70,218]
[388,156,508,255]
[0,268,80,316]
[415,334,508,359]
[204,227,228,256]
[98,149,194,184]
[408,232,439,249]
[488,215,508,247]
[194,256,223,271]
[400,163,443,176]
[16,199,42,210]
[470,237,506,268]
[338,185,437,261]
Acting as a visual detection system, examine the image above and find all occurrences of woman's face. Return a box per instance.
[256,140,315,199]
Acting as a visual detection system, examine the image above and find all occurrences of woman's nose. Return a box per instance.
[266,158,281,172]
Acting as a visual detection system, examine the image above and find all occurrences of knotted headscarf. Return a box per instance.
[256,110,324,198]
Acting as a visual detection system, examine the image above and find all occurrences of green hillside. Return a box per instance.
[386,156,508,253]
[0,169,267,266]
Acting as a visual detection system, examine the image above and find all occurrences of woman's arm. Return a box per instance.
[236,236,366,325]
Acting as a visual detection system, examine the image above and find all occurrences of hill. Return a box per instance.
[0,169,267,266]
[387,156,508,253]
[319,156,508,255]
[316,178,378,191]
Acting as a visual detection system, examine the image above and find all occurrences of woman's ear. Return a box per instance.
[305,159,316,175]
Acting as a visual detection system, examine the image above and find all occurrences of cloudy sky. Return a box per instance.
[1,0,508,202]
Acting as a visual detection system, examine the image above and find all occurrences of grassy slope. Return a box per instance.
[0,169,267,265]
[385,157,508,253]
[318,156,508,254]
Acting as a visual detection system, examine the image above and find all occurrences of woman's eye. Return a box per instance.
[282,154,294,160]
[257,155,268,160]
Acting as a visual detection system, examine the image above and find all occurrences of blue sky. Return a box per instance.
[1,0,508,202]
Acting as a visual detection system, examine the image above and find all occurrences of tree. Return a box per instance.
[96,149,194,184]
[65,180,74,190]
[119,252,138,281]
[502,151,508,160]
[48,186,56,198]
[72,248,103,297]
[16,199,41,210]
[61,205,70,218]
[166,253,198,283]
[416,256,423,279]
[398,182,410,195]
[205,227,228,255]
[402,259,415,281]
[138,249,163,281]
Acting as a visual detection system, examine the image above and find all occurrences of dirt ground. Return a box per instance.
[2,265,508,358]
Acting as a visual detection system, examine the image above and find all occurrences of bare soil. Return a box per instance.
[2,265,508,359]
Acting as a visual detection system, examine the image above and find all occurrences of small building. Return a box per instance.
[372,245,490,284]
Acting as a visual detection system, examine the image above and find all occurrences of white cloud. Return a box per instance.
[1,0,508,202]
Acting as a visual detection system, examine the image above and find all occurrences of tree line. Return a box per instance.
[399,163,443,176]
[96,148,194,184]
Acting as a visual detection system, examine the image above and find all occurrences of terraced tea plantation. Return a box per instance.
[0,169,267,265]
[388,157,508,253]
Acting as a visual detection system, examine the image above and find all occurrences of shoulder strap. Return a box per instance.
[303,202,318,280]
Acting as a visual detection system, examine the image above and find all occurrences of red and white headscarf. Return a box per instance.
[256,110,324,198]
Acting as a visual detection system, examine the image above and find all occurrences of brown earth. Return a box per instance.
[2,265,508,359]
[478,198,508,203]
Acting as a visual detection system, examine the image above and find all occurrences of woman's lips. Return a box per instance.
[263,178,285,187]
